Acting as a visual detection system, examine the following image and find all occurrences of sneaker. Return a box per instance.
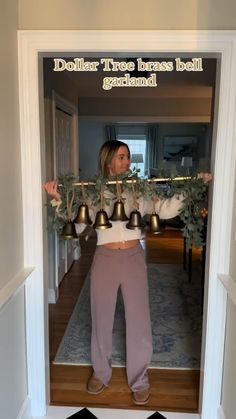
[132,388,150,405]
[87,373,105,395]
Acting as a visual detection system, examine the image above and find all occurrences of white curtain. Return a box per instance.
[145,125,159,172]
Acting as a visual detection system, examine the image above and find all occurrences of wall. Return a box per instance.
[156,123,211,174]
[78,97,212,122]
[79,122,105,179]
[0,1,23,291]
[18,0,236,30]
[0,1,29,418]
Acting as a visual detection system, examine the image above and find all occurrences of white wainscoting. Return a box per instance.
[219,274,236,307]
[218,271,236,417]
[0,285,29,419]
[0,267,33,311]
[16,397,32,419]
[218,405,226,419]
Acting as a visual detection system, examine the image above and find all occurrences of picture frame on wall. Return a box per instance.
[163,135,198,161]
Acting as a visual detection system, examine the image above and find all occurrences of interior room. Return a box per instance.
[42,53,216,412]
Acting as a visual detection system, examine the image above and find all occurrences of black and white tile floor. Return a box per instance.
[35,406,200,419]
[66,409,166,418]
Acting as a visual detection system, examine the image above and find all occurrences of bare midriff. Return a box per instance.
[102,239,139,250]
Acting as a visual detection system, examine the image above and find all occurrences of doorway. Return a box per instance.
[18,31,236,419]
[43,54,215,411]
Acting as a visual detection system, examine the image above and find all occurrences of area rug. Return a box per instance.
[54,263,202,368]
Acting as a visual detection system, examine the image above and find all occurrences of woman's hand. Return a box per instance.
[43,180,61,201]
[197,172,213,183]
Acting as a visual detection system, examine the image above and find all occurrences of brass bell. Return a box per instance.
[110,199,129,221]
[126,210,145,230]
[149,213,161,234]
[93,209,112,230]
[61,221,78,239]
[74,202,92,225]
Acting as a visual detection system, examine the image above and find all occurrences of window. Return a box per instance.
[118,135,147,177]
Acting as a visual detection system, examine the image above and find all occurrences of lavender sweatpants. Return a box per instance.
[90,243,153,391]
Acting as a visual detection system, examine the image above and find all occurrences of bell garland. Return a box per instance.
[47,169,211,249]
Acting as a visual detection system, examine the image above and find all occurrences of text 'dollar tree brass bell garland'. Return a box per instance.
[47,169,212,249]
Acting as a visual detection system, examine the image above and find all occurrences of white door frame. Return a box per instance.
[51,91,79,302]
[18,30,236,418]
[52,90,79,178]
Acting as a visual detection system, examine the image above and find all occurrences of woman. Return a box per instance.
[44,140,185,405]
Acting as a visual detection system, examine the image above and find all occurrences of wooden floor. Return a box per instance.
[49,229,202,413]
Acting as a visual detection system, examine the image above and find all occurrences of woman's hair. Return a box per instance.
[98,140,130,177]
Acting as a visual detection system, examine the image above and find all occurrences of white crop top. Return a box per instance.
[52,190,184,246]
[96,221,142,245]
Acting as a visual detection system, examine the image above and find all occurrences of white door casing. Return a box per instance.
[18,31,236,418]
[54,107,74,286]
[50,92,79,301]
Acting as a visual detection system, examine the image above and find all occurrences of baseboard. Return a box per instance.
[74,245,81,260]
[48,288,58,304]
[16,396,31,419]
[218,405,226,419]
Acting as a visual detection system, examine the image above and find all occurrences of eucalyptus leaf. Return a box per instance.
[47,171,211,249]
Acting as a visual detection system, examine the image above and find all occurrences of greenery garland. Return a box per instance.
[47,169,210,249]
